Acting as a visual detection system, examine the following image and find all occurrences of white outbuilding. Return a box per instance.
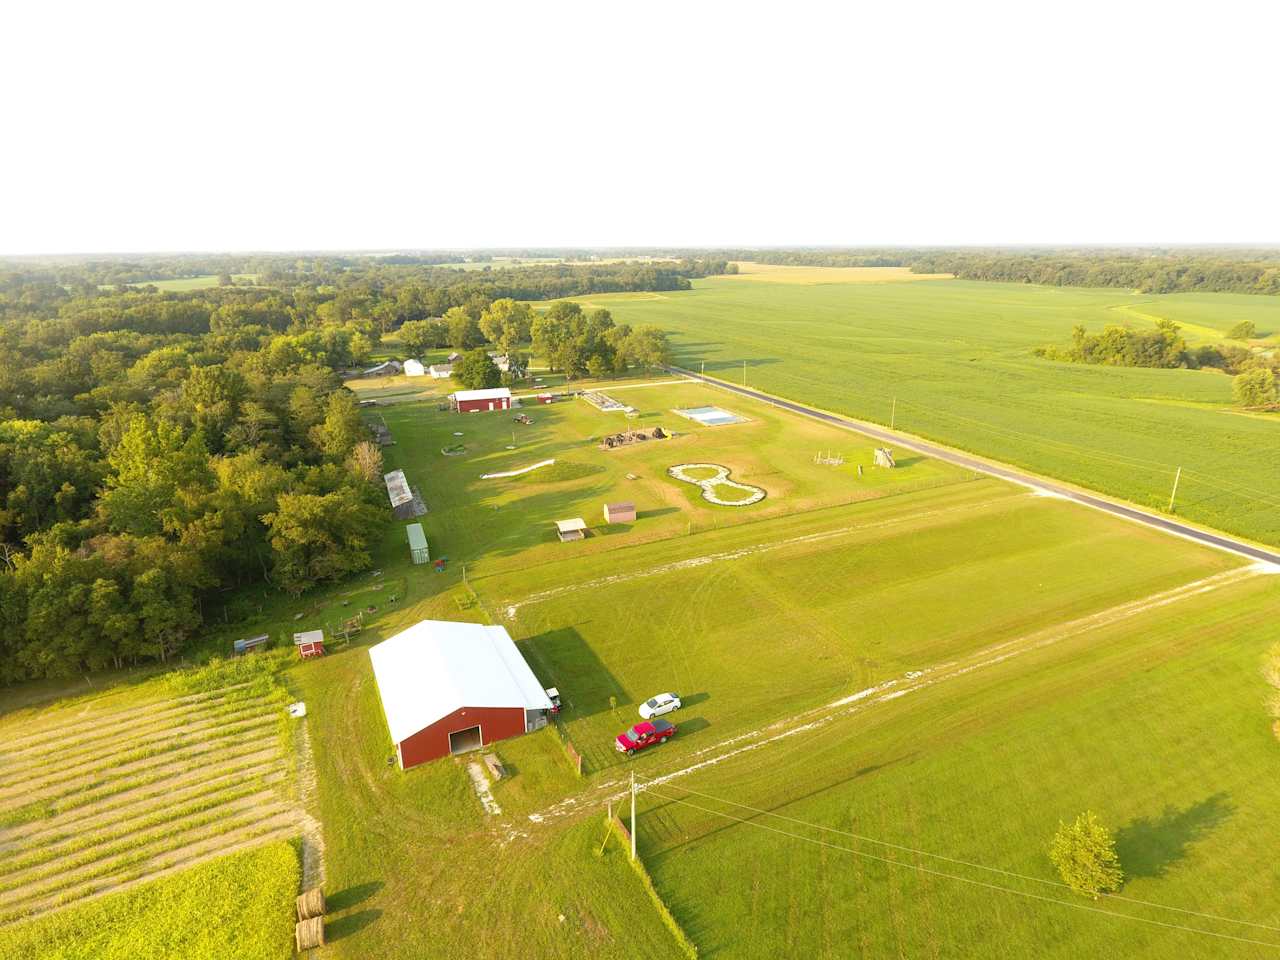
[403,359,425,377]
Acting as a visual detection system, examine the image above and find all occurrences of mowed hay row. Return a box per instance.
[0,675,300,929]
[0,681,266,758]
[0,764,291,874]
[0,692,282,789]
[0,709,281,805]
[0,733,287,833]
[0,807,302,927]
[0,746,285,844]
[0,783,294,904]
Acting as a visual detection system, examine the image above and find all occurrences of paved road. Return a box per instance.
[671,366,1280,566]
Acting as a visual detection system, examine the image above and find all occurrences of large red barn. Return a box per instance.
[368,620,553,769]
[450,387,512,413]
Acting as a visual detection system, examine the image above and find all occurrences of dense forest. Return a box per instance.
[0,257,682,682]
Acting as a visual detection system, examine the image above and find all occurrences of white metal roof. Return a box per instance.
[293,630,324,646]
[384,469,413,507]
[555,518,587,533]
[452,387,512,402]
[368,620,552,744]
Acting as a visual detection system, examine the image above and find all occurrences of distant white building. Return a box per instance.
[403,359,425,377]
[429,364,454,379]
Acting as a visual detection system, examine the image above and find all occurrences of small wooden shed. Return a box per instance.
[874,447,896,468]
[603,501,636,524]
[406,523,430,564]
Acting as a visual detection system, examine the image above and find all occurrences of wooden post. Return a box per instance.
[1168,466,1182,513]
[630,771,637,861]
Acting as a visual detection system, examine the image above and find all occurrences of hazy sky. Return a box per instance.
[4,0,1277,254]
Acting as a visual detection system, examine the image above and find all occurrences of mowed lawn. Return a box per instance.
[637,572,1280,959]
[554,278,1280,546]
[477,480,1246,774]
[380,380,972,579]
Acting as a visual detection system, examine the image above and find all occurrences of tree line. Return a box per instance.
[906,249,1280,296]
[0,257,686,681]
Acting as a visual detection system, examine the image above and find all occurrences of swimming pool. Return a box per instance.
[673,406,746,426]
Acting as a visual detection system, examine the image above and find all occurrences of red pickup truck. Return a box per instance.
[615,719,676,756]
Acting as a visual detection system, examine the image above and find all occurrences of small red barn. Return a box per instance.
[293,629,325,660]
[450,388,512,413]
[368,620,553,769]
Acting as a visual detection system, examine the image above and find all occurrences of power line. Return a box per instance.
[640,788,1280,951]
[637,776,1280,934]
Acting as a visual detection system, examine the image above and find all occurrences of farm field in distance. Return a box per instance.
[553,271,1280,547]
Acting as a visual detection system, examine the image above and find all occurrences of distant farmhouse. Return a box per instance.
[429,363,454,379]
[403,358,425,377]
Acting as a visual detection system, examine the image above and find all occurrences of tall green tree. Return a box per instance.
[444,306,484,350]
[1233,367,1277,406]
[1049,811,1124,899]
[452,349,501,390]
[262,488,381,595]
[479,298,533,355]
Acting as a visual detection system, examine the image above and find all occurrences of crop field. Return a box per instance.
[0,841,300,960]
[716,262,954,284]
[0,656,302,932]
[551,277,1280,546]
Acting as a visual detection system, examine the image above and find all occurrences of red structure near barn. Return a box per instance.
[368,619,554,769]
[449,388,512,413]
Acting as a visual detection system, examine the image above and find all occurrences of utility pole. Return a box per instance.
[742,360,747,386]
[890,397,897,431]
[1168,466,1182,513]
[630,772,637,860]
[701,359,705,376]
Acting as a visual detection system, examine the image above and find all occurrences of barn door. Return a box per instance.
[448,725,483,755]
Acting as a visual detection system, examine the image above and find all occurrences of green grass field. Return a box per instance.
[0,841,299,960]
[550,277,1280,546]
[112,274,258,291]
[4,371,1278,959]
[272,381,1277,957]
[639,572,1280,959]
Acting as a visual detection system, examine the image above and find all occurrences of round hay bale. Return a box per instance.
[296,888,326,921]
[296,917,325,950]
